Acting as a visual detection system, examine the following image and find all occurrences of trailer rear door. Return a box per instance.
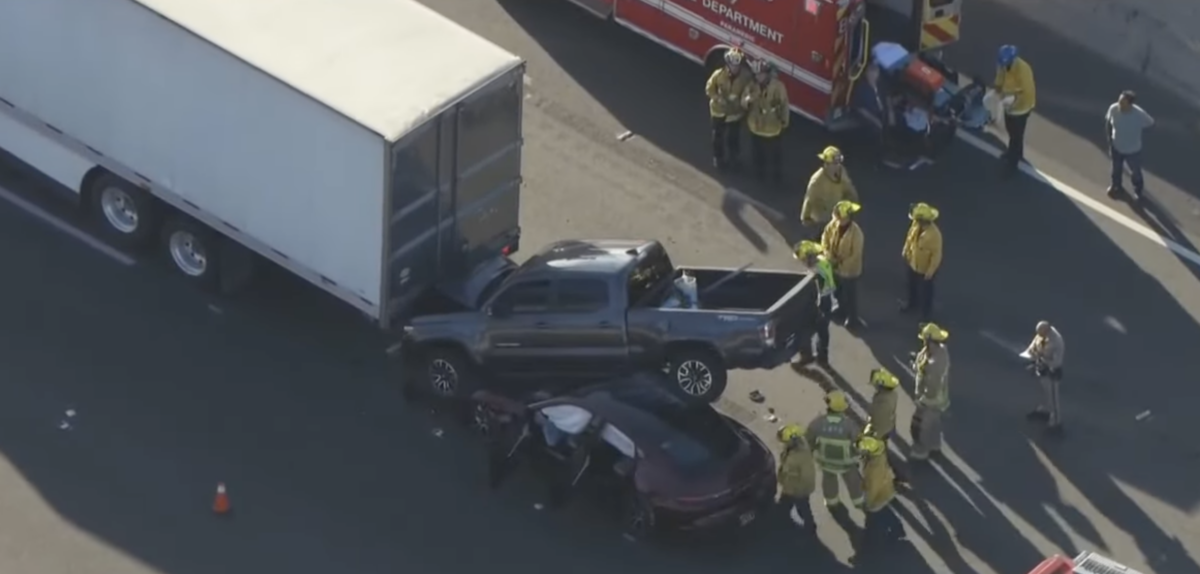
[384,66,524,324]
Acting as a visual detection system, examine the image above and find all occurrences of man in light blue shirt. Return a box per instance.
[1105,90,1155,200]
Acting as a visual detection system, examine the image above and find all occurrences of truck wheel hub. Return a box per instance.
[100,187,139,233]
[676,360,713,396]
[429,359,457,396]
[168,231,208,276]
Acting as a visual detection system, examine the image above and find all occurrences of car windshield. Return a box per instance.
[595,384,742,470]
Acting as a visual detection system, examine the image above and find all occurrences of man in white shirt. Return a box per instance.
[1022,321,1065,435]
[1105,90,1155,201]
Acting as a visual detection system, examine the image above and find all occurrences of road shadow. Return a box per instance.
[943,0,1200,201]
[496,5,1200,572]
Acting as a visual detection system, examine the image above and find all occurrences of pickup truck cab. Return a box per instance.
[398,239,816,403]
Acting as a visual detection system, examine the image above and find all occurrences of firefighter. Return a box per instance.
[792,240,835,368]
[705,48,751,171]
[1022,320,1066,435]
[821,200,864,327]
[899,202,943,321]
[806,391,863,509]
[857,436,904,550]
[776,424,818,531]
[910,323,951,461]
[742,58,789,184]
[993,44,1036,178]
[865,368,910,486]
[801,146,859,240]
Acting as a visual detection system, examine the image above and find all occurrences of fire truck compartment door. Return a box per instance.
[918,0,961,51]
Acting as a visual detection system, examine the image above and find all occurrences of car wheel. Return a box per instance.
[468,401,499,437]
[620,494,656,542]
[423,347,479,399]
[666,348,728,403]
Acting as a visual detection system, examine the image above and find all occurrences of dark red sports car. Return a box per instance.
[472,374,777,540]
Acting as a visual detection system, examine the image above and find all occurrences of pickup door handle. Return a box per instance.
[598,321,613,327]
[533,322,550,329]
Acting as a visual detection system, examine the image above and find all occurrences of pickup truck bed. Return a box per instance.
[397,239,816,404]
[662,268,806,311]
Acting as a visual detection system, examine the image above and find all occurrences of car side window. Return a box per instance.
[555,279,609,313]
[493,280,552,314]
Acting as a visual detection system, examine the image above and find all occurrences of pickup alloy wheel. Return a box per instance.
[428,358,459,397]
[676,360,714,397]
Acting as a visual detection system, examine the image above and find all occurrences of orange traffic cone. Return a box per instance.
[212,482,231,515]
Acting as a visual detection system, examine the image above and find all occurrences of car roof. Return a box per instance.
[540,376,724,451]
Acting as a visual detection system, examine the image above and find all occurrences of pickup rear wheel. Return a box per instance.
[422,347,480,399]
[666,348,727,403]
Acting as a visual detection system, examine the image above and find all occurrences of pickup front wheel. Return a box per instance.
[421,347,480,399]
[666,349,728,403]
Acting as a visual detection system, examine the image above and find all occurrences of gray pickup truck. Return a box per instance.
[396,239,816,403]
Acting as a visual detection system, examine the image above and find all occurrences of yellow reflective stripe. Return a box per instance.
[919,15,960,51]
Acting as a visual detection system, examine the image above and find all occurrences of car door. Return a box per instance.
[542,278,630,378]
[481,279,555,375]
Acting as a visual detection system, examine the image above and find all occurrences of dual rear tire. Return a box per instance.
[87,171,224,291]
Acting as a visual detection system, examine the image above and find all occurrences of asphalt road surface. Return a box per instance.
[1,1,1198,573]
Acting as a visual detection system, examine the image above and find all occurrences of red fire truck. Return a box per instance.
[564,0,963,130]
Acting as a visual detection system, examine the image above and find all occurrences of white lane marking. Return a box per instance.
[724,187,785,221]
[956,131,1200,269]
[0,184,136,266]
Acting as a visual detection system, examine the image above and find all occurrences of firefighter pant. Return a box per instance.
[1003,112,1030,170]
[835,276,860,322]
[1035,369,1064,426]
[909,405,944,459]
[820,467,863,508]
[711,116,742,165]
[878,432,910,483]
[802,314,831,361]
[861,503,905,549]
[905,268,935,320]
[750,133,783,181]
[779,494,816,528]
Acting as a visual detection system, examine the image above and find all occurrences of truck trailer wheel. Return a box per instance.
[422,347,480,399]
[160,216,221,291]
[88,173,161,249]
[666,348,727,403]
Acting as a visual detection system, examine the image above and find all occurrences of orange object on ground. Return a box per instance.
[212,482,231,515]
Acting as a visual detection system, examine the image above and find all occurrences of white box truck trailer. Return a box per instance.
[0,0,525,329]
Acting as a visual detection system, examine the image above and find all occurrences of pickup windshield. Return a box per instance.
[627,244,675,306]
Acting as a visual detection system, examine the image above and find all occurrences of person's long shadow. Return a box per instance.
[1119,194,1200,282]
[799,366,1052,573]
[1034,419,1200,574]
[942,0,1200,199]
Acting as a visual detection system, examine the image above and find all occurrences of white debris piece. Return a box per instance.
[65,409,76,418]
[431,427,444,438]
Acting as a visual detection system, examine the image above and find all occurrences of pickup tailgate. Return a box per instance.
[762,272,818,353]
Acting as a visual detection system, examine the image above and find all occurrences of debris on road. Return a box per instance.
[1135,410,1153,422]
[431,427,445,438]
[616,130,634,142]
[748,389,765,403]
